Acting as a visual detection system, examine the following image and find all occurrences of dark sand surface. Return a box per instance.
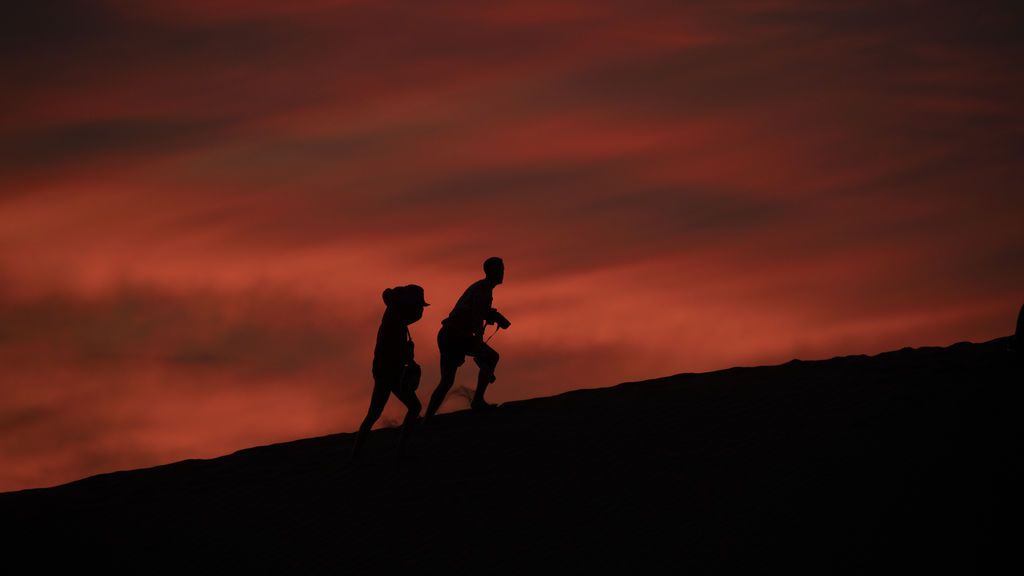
[2,338,1012,573]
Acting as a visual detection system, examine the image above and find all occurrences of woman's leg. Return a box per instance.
[350,377,392,462]
[392,383,422,453]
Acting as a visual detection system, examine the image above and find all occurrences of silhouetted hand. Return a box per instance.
[494,311,511,330]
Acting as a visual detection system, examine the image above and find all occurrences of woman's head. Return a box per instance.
[382,284,429,324]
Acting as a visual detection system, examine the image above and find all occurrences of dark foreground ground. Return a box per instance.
[2,339,1014,573]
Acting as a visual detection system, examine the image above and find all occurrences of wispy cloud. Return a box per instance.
[1,0,1021,491]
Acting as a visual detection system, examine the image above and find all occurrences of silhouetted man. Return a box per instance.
[425,257,511,418]
[351,284,428,462]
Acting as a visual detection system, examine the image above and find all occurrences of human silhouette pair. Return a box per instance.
[350,257,510,462]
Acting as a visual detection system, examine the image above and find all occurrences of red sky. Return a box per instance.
[2,0,1021,492]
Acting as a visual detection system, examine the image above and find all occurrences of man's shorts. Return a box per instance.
[438,326,498,372]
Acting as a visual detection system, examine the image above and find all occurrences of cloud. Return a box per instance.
[0,283,373,490]
[1,0,1022,490]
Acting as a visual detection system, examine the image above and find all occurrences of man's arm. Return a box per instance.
[486,308,511,329]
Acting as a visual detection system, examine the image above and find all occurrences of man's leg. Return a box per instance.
[425,362,458,420]
[471,343,499,409]
[426,328,463,420]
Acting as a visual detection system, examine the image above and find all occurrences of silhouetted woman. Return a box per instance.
[350,285,429,462]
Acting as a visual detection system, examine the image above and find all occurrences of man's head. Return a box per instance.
[483,256,504,285]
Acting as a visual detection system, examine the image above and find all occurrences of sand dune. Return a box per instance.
[2,338,1012,573]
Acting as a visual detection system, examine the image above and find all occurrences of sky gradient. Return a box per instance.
[2,0,1022,492]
